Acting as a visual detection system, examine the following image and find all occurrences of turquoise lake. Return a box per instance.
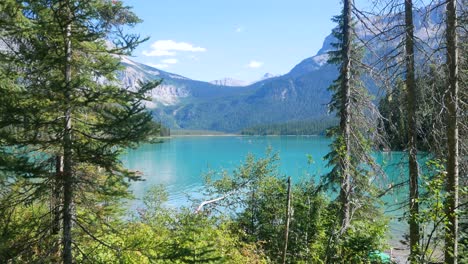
[121,135,409,241]
[122,136,333,204]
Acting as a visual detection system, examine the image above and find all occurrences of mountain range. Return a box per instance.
[119,50,336,132]
[118,3,442,132]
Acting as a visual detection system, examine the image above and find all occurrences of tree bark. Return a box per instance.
[444,0,459,263]
[404,0,420,262]
[52,156,63,260]
[339,0,352,234]
[52,156,63,236]
[282,177,292,264]
[62,7,74,263]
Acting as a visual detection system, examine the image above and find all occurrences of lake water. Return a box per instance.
[121,135,409,241]
[122,136,332,203]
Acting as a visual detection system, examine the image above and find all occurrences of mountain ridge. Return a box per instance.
[119,3,443,132]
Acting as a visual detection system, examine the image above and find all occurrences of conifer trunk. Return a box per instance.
[62,9,74,263]
[52,156,63,236]
[339,0,352,233]
[404,0,420,261]
[52,156,63,260]
[444,0,459,262]
[282,177,292,264]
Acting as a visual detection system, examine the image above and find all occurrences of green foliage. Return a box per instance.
[320,7,389,262]
[324,9,378,188]
[204,152,388,263]
[73,185,265,264]
[378,68,446,152]
[0,0,460,262]
[0,192,59,262]
[378,80,408,151]
[0,0,162,261]
[0,165,138,262]
[325,211,389,263]
[408,159,462,263]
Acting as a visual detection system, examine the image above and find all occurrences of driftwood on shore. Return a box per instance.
[194,195,229,213]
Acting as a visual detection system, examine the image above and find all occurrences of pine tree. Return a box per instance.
[335,0,353,234]
[323,0,383,259]
[0,0,160,262]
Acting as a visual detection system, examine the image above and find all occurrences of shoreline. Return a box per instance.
[168,134,322,137]
[170,134,240,137]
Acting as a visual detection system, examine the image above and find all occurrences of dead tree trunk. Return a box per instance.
[444,0,459,263]
[404,0,420,262]
[339,0,352,234]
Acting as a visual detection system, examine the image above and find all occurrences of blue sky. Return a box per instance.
[122,1,355,82]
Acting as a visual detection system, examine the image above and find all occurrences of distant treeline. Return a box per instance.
[241,118,338,135]
[170,129,228,136]
[157,122,171,137]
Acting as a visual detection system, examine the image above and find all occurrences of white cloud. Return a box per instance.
[143,40,206,57]
[235,26,243,33]
[247,60,263,69]
[162,58,178,64]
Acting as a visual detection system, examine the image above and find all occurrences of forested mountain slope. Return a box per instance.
[119,4,442,132]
